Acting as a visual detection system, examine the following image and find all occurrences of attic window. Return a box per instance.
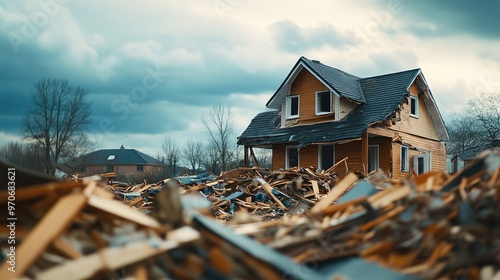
[107,155,115,160]
[286,95,299,119]
[410,96,418,117]
[316,91,332,115]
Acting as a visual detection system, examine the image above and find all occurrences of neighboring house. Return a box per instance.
[450,139,500,172]
[237,56,449,179]
[74,147,164,182]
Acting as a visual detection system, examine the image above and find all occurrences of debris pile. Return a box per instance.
[0,151,499,279]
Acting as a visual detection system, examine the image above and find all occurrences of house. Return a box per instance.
[450,139,500,172]
[237,56,449,178]
[74,146,164,182]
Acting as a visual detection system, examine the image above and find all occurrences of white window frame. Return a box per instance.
[401,146,409,172]
[286,146,299,169]
[286,95,299,119]
[368,145,379,172]
[413,153,431,174]
[318,144,335,170]
[315,90,333,115]
[410,95,418,118]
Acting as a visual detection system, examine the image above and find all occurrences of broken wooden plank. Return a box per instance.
[87,194,160,229]
[0,192,88,279]
[310,173,358,213]
[256,177,287,209]
[36,226,200,280]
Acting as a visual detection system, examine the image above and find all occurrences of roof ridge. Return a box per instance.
[360,68,421,81]
[301,56,361,79]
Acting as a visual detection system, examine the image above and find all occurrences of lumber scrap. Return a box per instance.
[310,172,358,213]
[36,226,200,280]
[0,192,88,279]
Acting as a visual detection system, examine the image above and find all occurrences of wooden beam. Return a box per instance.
[361,130,369,174]
[249,147,260,168]
[244,146,249,167]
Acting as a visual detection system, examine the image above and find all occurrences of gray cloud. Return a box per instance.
[269,20,354,53]
[392,0,500,39]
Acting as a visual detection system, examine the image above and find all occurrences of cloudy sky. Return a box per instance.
[1,0,499,157]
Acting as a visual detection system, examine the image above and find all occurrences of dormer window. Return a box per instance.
[410,95,418,117]
[286,95,299,119]
[316,91,332,115]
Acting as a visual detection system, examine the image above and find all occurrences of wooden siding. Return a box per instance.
[369,127,447,178]
[391,82,440,140]
[281,69,358,127]
[290,69,329,122]
[391,133,447,178]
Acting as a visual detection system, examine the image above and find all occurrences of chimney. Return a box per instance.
[120,145,125,149]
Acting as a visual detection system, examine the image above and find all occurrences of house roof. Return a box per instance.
[77,149,163,166]
[266,56,365,109]
[238,66,447,148]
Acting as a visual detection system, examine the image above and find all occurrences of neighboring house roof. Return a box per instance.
[77,149,163,166]
[238,60,449,148]
[458,141,500,161]
[267,57,365,109]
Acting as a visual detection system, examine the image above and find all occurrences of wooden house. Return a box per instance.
[237,57,449,178]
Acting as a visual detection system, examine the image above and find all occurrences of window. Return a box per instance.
[368,145,379,172]
[137,165,144,172]
[286,95,299,119]
[107,155,115,160]
[401,146,409,172]
[319,144,335,170]
[286,146,299,169]
[79,165,86,172]
[410,96,418,117]
[106,165,114,172]
[414,153,430,175]
[316,91,332,115]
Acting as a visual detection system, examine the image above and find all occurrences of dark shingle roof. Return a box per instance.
[301,57,365,103]
[238,68,421,148]
[77,149,162,165]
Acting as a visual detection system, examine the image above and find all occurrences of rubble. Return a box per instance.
[0,151,499,279]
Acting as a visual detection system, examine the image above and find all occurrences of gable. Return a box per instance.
[266,57,365,110]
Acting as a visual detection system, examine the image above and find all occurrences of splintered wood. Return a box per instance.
[1,151,499,279]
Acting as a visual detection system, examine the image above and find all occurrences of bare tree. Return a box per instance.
[0,141,45,173]
[22,78,92,175]
[58,132,98,173]
[202,103,235,172]
[203,141,220,174]
[183,140,205,174]
[447,92,500,155]
[162,136,180,177]
[466,93,500,141]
